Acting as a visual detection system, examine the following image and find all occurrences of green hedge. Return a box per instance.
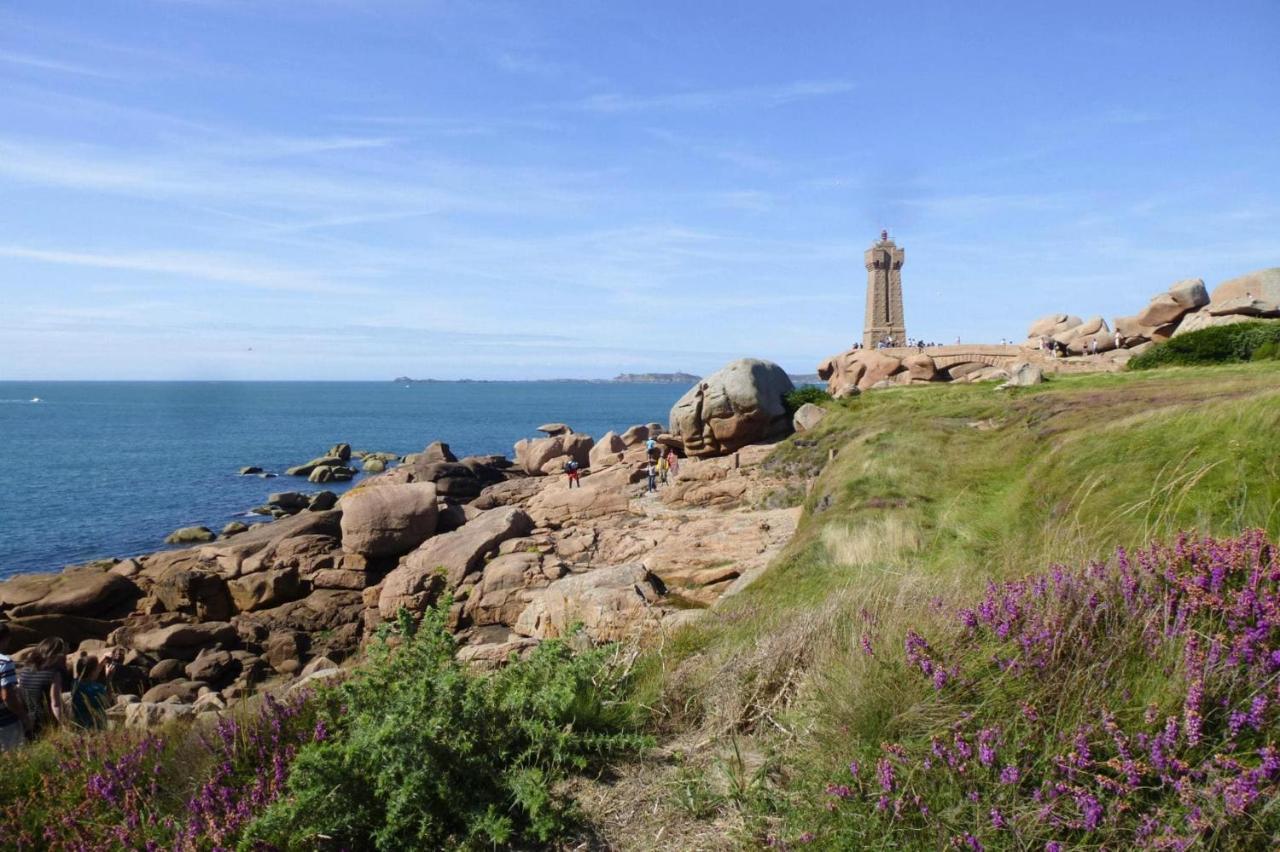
[1129,320,1280,369]
[784,385,833,417]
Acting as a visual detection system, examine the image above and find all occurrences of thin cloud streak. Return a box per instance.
[567,79,855,113]
[0,244,376,294]
[0,49,118,78]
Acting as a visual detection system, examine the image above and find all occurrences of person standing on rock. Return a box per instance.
[563,459,581,489]
[666,448,680,479]
[657,452,669,485]
[0,625,30,751]
[18,637,67,734]
[646,459,657,493]
[1114,330,1123,350]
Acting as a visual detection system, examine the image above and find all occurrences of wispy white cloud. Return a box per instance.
[0,135,596,219]
[900,193,1068,216]
[0,244,375,294]
[568,79,855,113]
[0,49,118,78]
[644,127,783,173]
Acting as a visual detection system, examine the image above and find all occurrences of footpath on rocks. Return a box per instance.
[0,359,811,728]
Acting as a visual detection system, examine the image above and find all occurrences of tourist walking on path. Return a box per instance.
[0,626,29,752]
[69,654,109,730]
[646,459,657,493]
[666,448,680,478]
[657,453,669,485]
[18,637,66,735]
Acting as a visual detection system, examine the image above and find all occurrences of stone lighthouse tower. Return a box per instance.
[863,230,907,348]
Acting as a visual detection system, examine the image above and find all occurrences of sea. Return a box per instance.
[0,381,687,579]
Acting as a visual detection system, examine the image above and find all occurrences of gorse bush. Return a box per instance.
[244,603,652,850]
[1129,321,1280,369]
[784,385,833,417]
[793,532,1280,849]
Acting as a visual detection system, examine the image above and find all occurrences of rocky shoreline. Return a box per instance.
[0,359,812,728]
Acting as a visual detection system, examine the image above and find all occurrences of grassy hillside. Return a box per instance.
[620,362,1280,849]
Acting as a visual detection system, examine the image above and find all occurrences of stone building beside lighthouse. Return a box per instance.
[863,230,907,348]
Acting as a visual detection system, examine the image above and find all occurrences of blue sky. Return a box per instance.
[2,0,1277,380]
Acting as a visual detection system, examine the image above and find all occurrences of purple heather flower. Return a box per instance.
[877,758,895,792]
[999,765,1020,785]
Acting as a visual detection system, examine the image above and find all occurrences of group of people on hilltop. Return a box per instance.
[850,337,945,352]
[0,624,115,752]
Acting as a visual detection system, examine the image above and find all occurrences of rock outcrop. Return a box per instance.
[339,483,439,558]
[669,359,794,458]
[588,431,626,469]
[1209,268,1280,309]
[816,349,909,396]
[514,563,665,642]
[0,567,141,619]
[792,403,827,433]
[513,432,593,476]
[379,506,534,615]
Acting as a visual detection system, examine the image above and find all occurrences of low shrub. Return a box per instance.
[784,385,833,417]
[787,531,1280,849]
[0,691,318,850]
[1129,321,1280,369]
[243,603,651,850]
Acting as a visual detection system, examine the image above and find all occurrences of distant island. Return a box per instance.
[610,372,700,384]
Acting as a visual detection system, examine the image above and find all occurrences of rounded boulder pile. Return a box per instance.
[669,358,794,458]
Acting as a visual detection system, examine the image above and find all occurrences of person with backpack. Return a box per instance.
[18,637,67,735]
[563,458,581,488]
[0,625,30,751]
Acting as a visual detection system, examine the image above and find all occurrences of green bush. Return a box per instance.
[242,604,651,850]
[1129,320,1280,369]
[784,385,833,417]
[1251,340,1280,361]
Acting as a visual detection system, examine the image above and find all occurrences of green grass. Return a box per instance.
[629,361,1280,847]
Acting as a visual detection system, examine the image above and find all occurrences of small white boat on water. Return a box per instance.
[30,397,41,403]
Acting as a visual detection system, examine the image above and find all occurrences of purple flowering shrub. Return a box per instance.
[0,690,320,850]
[801,531,1280,849]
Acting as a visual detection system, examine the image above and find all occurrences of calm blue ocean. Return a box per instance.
[0,381,685,578]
